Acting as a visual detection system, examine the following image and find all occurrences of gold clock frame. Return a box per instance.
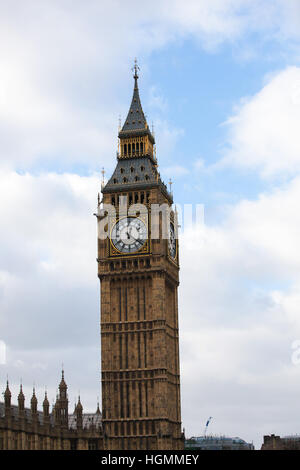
[108,213,150,258]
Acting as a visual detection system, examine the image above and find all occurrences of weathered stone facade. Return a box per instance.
[0,372,103,450]
[97,64,184,450]
[262,434,300,450]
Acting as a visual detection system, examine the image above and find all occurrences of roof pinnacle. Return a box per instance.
[76,394,83,412]
[18,383,24,399]
[31,386,37,407]
[4,380,11,399]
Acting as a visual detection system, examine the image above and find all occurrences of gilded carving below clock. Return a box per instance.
[110,216,148,254]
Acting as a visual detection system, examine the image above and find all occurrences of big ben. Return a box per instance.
[97,62,184,450]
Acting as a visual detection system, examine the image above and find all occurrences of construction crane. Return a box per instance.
[204,417,213,437]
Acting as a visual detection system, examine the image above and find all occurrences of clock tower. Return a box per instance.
[97,62,183,450]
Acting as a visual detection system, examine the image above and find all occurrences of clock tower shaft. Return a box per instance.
[97,64,183,450]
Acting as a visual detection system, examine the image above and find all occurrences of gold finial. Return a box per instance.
[169,178,173,193]
[132,58,139,81]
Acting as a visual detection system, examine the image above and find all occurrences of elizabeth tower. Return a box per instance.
[97,63,183,450]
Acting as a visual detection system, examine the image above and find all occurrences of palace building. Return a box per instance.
[97,62,184,450]
[0,371,103,450]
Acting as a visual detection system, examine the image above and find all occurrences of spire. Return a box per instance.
[59,367,67,394]
[43,390,50,418]
[119,59,153,138]
[31,386,38,413]
[18,383,25,411]
[75,395,83,430]
[76,395,83,412]
[4,380,11,406]
[4,380,11,419]
[43,390,49,407]
[56,368,69,428]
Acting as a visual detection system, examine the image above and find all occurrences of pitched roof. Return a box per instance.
[118,63,155,144]
[69,412,102,430]
[120,74,147,133]
[103,156,172,202]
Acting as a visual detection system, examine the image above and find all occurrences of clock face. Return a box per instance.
[111,217,148,254]
[168,222,177,259]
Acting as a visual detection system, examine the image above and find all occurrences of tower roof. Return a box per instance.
[119,60,155,144]
[59,369,67,391]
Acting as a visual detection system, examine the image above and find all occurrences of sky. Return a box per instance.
[1,0,300,449]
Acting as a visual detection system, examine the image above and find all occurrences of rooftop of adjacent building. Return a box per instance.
[185,435,254,450]
[0,402,102,430]
[265,433,300,441]
[0,370,102,431]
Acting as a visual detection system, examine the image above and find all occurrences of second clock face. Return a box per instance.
[168,222,177,259]
[111,217,148,254]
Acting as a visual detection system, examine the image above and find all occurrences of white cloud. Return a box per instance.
[194,159,205,170]
[153,119,185,159]
[0,170,100,345]
[0,168,102,409]
[178,171,300,446]
[0,1,299,171]
[160,164,189,178]
[219,67,300,178]
[1,345,101,414]
[148,86,168,112]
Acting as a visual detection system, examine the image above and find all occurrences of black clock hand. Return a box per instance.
[128,225,134,239]
[129,225,140,242]
[130,233,142,243]
[123,224,135,241]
